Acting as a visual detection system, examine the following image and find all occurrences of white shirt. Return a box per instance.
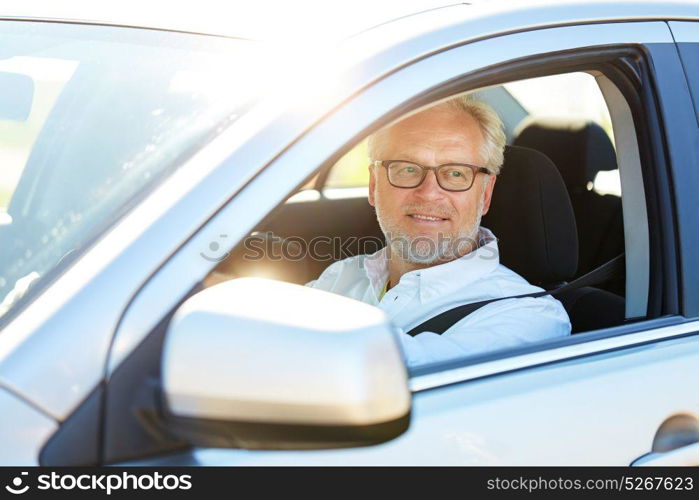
[305,227,571,368]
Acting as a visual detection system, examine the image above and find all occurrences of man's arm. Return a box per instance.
[398,296,571,368]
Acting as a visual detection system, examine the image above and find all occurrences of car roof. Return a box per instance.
[0,0,466,41]
[2,0,698,43]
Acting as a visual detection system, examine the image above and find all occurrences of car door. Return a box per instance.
[39,7,699,466]
[194,20,699,465]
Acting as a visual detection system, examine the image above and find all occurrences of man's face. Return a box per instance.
[368,107,496,264]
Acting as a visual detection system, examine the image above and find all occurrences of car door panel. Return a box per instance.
[668,21,699,126]
[126,323,699,465]
[667,21,699,319]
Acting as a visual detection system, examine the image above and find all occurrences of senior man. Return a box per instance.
[306,95,571,367]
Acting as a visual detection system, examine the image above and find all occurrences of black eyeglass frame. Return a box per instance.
[373,160,491,192]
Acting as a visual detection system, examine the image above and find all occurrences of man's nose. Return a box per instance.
[413,168,445,199]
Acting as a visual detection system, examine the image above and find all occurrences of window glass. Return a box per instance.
[324,73,619,197]
[0,21,264,324]
[505,73,613,136]
[503,72,620,197]
[324,139,370,189]
[0,58,77,212]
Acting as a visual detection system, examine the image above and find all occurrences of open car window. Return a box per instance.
[211,69,628,293]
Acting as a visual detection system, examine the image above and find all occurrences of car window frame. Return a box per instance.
[109,23,684,378]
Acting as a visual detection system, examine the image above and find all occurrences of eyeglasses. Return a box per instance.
[373,160,490,192]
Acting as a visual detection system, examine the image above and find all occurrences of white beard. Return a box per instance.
[374,185,485,266]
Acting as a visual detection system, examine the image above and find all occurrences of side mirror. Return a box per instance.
[0,72,34,121]
[161,277,411,450]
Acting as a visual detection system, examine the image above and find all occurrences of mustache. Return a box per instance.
[401,204,455,219]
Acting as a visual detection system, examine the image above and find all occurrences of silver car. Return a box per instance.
[1,0,699,466]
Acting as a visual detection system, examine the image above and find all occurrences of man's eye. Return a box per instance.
[447,169,463,177]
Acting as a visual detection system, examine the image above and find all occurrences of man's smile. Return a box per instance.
[405,212,450,225]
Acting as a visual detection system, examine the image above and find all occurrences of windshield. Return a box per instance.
[0,21,262,324]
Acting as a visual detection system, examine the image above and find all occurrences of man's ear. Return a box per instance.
[368,164,376,207]
[480,174,497,215]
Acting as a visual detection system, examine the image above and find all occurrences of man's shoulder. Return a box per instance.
[473,263,569,316]
[488,263,544,294]
[479,264,570,322]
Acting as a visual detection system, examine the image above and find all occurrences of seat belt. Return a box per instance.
[405,253,625,337]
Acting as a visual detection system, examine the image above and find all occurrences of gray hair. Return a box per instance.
[368,94,506,175]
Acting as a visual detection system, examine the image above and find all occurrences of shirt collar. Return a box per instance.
[364,245,390,296]
[363,227,501,303]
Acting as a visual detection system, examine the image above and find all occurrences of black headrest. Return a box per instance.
[513,117,617,191]
[482,145,578,287]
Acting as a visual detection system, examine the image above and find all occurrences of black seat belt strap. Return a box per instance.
[405,253,625,337]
